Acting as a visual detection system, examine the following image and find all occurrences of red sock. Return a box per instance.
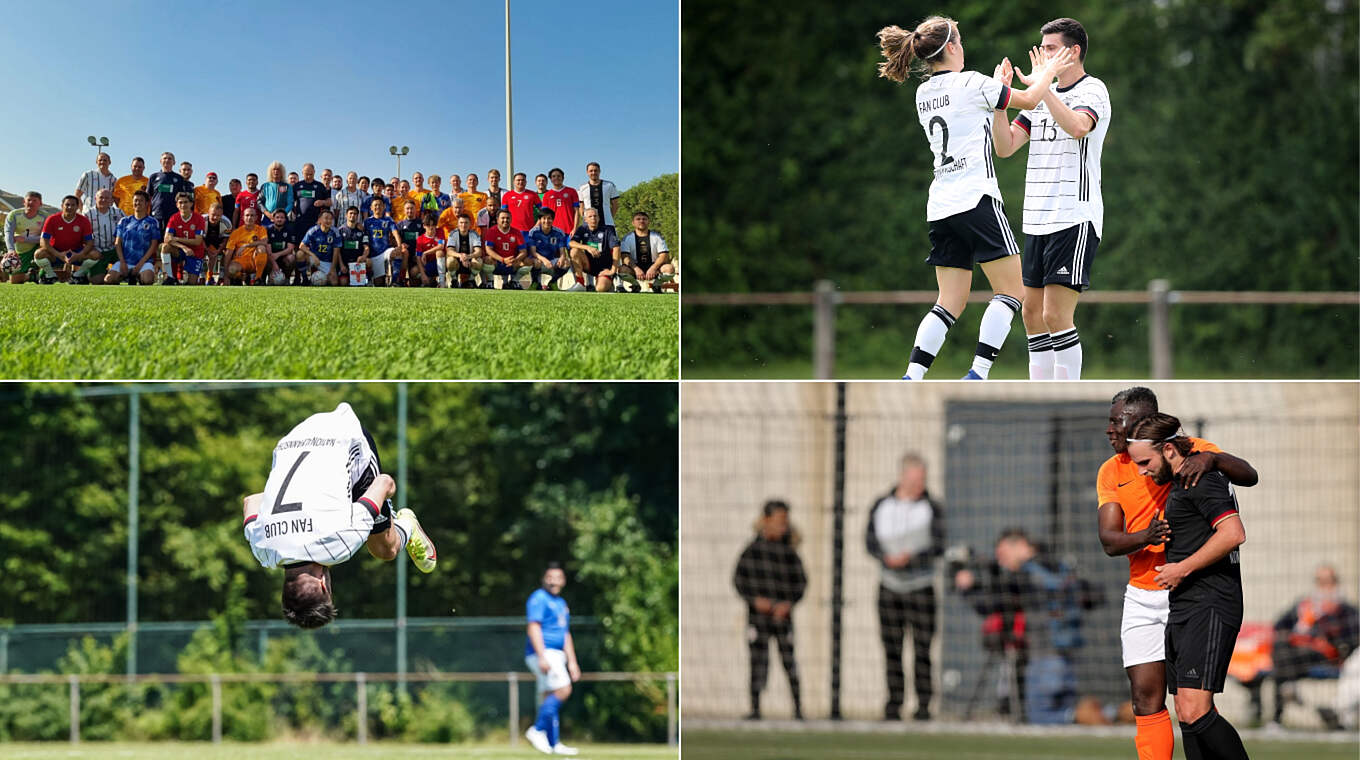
[1134,709,1174,760]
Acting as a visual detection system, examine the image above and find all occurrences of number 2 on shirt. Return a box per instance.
[929,116,954,166]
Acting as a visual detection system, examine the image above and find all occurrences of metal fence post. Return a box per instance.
[211,673,222,744]
[0,630,8,674]
[126,390,140,679]
[356,672,367,745]
[1148,279,1174,378]
[813,279,838,379]
[829,382,847,719]
[258,628,268,663]
[507,672,519,746]
[666,673,677,746]
[69,675,79,744]
[397,383,409,694]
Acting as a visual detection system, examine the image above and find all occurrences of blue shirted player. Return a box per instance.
[526,208,573,290]
[524,562,580,756]
[299,211,343,285]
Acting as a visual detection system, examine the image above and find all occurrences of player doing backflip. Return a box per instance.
[878,16,1073,380]
[242,402,436,628]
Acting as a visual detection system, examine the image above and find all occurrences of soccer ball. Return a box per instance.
[310,270,328,286]
[269,270,286,286]
[1,253,19,274]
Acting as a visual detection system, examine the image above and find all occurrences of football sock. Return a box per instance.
[1183,710,1249,760]
[1027,333,1055,379]
[1134,709,1174,760]
[971,294,1022,378]
[436,257,447,285]
[1177,723,1205,760]
[532,268,542,287]
[1052,328,1082,379]
[75,258,97,276]
[481,264,496,284]
[904,304,955,379]
[534,694,562,746]
[160,251,173,278]
[36,256,55,278]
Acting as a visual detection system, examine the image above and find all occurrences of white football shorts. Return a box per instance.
[1121,584,1170,668]
[525,648,571,693]
[370,248,391,278]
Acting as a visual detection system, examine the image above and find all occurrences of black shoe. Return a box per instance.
[742,711,761,721]
[161,276,178,285]
[793,707,804,721]
[70,273,90,284]
[507,280,523,290]
[479,280,494,289]
[883,705,901,721]
[39,274,57,284]
[912,706,930,721]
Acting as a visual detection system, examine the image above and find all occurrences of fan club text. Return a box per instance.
[264,517,314,538]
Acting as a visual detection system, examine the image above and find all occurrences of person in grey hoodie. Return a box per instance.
[866,453,944,721]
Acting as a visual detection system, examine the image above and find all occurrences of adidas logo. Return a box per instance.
[1056,266,1070,275]
[1185,668,1199,678]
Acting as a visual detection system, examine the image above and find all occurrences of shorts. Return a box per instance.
[525,649,571,693]
[1022,221,1098,292]
[1165,609,1240,694]
[1120,585,1169,668]
[370,248,391,278]
[182,256,205,276]
[926,194,1019,270]
[586,252,613,277]
[493,261,517,276]
[315,261,332,277]
[111,259,156,275]
[423,258,438,278]
[15,249,36,273]
[93,248,118,275]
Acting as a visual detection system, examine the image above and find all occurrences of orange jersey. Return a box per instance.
[1097,436,1221,590]
[226,224,269,255]
[113,175,149,216]
[436,207,462,239]
[194,186,221,215]
[459,191,488,221]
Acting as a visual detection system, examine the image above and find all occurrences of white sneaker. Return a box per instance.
[552,742,579,755]
[525,726,553,754]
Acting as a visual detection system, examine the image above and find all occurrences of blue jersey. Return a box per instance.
[301,225,342,262]
[525,588,570,655]
[526,227,569,259]
[115,214,163,261]
[363,216,397,254]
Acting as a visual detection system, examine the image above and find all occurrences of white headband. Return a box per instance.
[928,23,953,59]
[1127,432,1184,444]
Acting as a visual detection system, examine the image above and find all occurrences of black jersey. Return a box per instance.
[395,219,423,254]
[267,225,298,254]
[1165,470,1243,622]
[292,180,330,231]
[148,171,192,224]
[337,224,366,264]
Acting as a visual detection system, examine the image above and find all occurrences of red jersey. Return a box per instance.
[166,212,207,257]
[234,189,259,224]
[501,189,540,232]
[483,226,525,261]
[41,213,92,253]
[416,234,443,261]
[542,187,580,235]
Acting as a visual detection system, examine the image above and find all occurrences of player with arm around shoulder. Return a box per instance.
[524,562,581,756]
[1126,413,1252,760]
[242,403,436,629]
[878,15,1073,380]
[992,18,1111,379]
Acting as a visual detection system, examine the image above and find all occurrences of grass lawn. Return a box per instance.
[681,728,1359,760]
[0,285,677,379]
[0,741,676,759]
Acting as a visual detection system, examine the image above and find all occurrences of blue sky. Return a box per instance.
[0,0,677,204]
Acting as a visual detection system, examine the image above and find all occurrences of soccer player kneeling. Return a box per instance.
[1127,413,1252,760]
[242,403,436,628]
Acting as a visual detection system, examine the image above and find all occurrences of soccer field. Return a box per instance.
[0,741,678,759]
[681,728,1359,760]
[0,286,677,379]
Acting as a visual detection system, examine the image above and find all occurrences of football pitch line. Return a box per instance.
[0,286,678,379]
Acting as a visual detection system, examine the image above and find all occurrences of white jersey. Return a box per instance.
[915,70,1011,221]
[87,206,123,250]
[620,230,668,265]
[76,170,116,215]
[578,180,620,227]
[245,403,380,568]
[1016,74,1111,237]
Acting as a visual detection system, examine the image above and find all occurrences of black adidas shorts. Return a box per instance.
[926,195,1020,270]
[354,427,392,535]
[1165,610,1240,694]
[1022,221,1098,292]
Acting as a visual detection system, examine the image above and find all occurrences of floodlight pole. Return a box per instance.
[505,0,515,181]
[126,390,140,679]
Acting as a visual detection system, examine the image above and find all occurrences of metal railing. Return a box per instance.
[0,670,678,747]
[684,279,1360,378]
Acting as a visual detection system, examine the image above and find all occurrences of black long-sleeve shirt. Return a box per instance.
[734,536,807,617]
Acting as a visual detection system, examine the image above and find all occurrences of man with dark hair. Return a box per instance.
[1126,414,1252,760]
[36,195,96,283]
[1097,387,1256,760]
[733,499,807,721]
[577,162,619,231]
[2,191,46,284]
[618,210,674,293]
[866,453,944,721]
[243,403,436,629]
[147,152,193,229]
[523,562,582,756]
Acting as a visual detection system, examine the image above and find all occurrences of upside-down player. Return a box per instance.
[242,403,436,628]
[1097,387,1257,760]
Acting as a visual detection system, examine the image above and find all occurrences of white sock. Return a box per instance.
[1051,328,1082,379]
[436,257,447,286]
[971,294,1022,379]
[160,251,173,277]
[76,258,97,275]
[1027,333,1055,379]
[36,256,55,277]
[905,304,955,379]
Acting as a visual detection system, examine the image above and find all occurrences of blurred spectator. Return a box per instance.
[733,499,807,720]
[866,452,943,721]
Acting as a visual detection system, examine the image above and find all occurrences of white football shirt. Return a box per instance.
[1016,74,1111,237]
[915,70,1011,221]
[577,180,620,227]
[245,403,380,568]
[619,230,668,261]
[76,170,116,215]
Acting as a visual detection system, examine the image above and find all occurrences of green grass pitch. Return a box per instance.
[680,728,1359,760]
[0,285,677,379]
[0,741,678,759]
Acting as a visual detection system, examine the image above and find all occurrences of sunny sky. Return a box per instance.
[0,0,677,204]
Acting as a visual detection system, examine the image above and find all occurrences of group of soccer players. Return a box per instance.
[880,15,1108,380]
[1100,387,1257,760]
[3,155,675,293]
